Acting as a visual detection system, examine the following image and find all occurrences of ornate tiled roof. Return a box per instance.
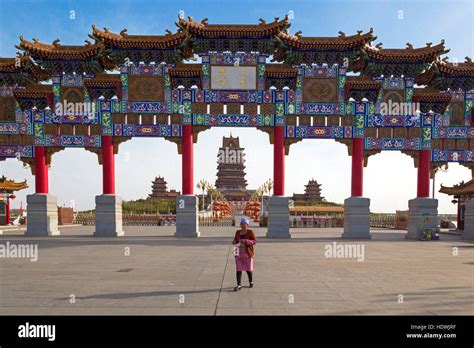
[0,55,49,85]
[345,76,382,90]
[168,63,202,77]
[13,84,54,110]
[412,87,452,103]
[176,16,290,37]
[265,64,298,78]
[344,76,382,102]
[276,29,375,50]
[0,176,28,192]
[415,57,474,90]
[92,25,189,49]
[351,41,449,77]
[17,36,106,60]
[84,73,122,99]
[16,36,115,74]
[13,84,53,99]
[363,41,448,63]
[440,179,474,196]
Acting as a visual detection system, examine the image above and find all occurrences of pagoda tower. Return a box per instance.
[148,176,179,200]
[215,135,249,202]
[304,179,324,202]
[292,178,325,203]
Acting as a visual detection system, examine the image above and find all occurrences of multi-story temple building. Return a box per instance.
[292,179,325,204]
[439,167,474,230]
[148,176,180,200]
[215,134,252,204]
[0,176,28,225]
[0,15,473,239]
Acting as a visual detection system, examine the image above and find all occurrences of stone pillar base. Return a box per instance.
[175,195,200,237]
[94,194,124,237]
[462,199,474,240]
[406,198,438,240]
[25,194,59,236]
[267,196,291,238]
[342,197,371,239]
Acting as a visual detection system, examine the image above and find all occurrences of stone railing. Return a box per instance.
[370,215,397,228]
[290,216,344,228]
[72,213,176,226]
[198,216,234,227]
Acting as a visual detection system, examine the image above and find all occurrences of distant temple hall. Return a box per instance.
[148,176,180,200]
[215,134,326,207]
[215,134,254,206]
[292,179,325,204]
[440,178,474,230]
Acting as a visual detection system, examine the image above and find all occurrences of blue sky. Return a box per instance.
[0,0,473,213]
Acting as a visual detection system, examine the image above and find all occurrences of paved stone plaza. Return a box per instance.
[0,225,472,315]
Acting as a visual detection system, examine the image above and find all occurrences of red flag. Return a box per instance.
[19,201,23,214]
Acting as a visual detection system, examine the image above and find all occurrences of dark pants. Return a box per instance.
[236,271,253,285]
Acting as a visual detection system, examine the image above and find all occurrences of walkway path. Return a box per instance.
[0,226,472,315]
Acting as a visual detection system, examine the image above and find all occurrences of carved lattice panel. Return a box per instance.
[227,104,240,114]
[299,115,311,126]
[210,103,223,114]
[365,128,377,137]
[0,96,16,122]
[408,128,422,138]
[328,115,340,126]
[156,115,168,124]
[127,114,139,124]
[313,116,325,126]
[445,139,456,149]
[260,104,275,114]
[192,103,207,114]
[342,115,354,126]
[245,104,258,114]
[381,90,404,115]
[61,86,84,104]
[302,78,338,103]
[90,125,102,135]
[128,76,164,102]
[44,124,57,135]
[142,115,154,124]
[379,128,392,138]
[393,128,408,138]
[457,139,468,150]
[450,102,464,126]
[112,113,125,124]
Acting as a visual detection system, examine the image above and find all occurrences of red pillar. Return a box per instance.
[273,126,285,196]
[34,146,48,194]
[351,138,364,197]
[5,198,10,225]
[182,125,194,195]
[417,150,431,198]
[457,200,462,230]
[102,136,115,194]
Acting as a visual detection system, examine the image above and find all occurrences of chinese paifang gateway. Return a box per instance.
[0,15,473,239]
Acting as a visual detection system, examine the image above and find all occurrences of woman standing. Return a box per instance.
[232,217,257,291]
